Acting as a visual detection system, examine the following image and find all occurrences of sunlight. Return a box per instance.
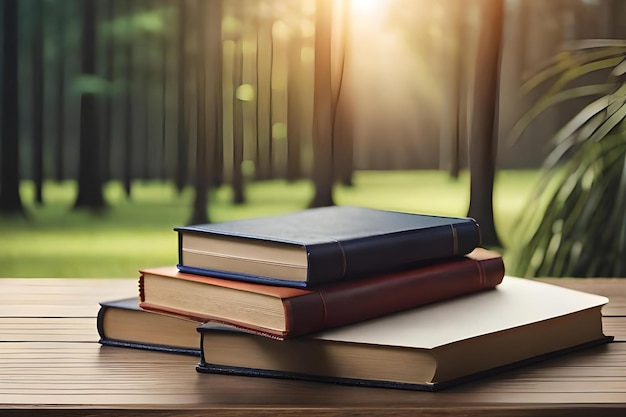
[343,0,445,168]
[350,0,385,18]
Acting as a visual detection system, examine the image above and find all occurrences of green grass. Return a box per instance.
[0,170,538,278]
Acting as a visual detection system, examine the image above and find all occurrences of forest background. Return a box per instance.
[1,0,625,278]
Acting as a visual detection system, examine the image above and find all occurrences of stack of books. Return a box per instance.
[97,205,611,391]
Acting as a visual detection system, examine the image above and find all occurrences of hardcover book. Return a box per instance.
[196,277,611,391]
[175,206,481,287]
[139,248,503,339]
[97,297,201,355]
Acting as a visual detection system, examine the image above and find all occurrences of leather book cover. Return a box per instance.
[175,206,482,287]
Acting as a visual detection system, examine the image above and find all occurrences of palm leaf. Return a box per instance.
[561,38,626,50]
[522,47,625,93]
[612,57,626,77]
[511,133,626,277]
[589,98,626,142]
[508,84,614,144]
[509,39,626,277]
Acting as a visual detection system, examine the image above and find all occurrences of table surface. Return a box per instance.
[1,277,625,417]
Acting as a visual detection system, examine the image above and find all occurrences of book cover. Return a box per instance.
[196,277,611,391]
[175,206,481,287]
[97,297,201,356]
[140,248,504,339]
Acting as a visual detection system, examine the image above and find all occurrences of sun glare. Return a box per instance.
[350,0,385,18]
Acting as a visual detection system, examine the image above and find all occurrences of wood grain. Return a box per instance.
[0,277,625,416]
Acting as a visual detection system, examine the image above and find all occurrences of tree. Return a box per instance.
[0,0,25,216]
[438,1,463,179]
[73,0,106,211]
[101,0,115,182]
[332,0,355,187]
[54,0,67,182]
[232,27,246,204]
[211,0,225,189]
[189,0,223,224]
[285,12,304,182]
[121,0,135,198]
[309,0,335,208]
[31,0,45,205]
[466,0,503,247]
[140,0,154,181]
[159,0,170,181]
[190,0,210,225]
[175,0,190,192]
[255,3,274,180]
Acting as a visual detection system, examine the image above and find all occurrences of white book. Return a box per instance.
[196,277,611,391]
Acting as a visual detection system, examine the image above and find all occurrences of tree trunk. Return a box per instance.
[232,36,246,204]
[31,0,45,205]
[122,0,134,198]
[0,0,25,216]
[255,12,273,180]
[309,0,335,208]
[466,0,503,248]
[141,0,153,181]
[212,6,224,190]
[160,0,169,181]
[189,0,211,225]
[74,0,106,211]
[54,0,67,182]
[333,0,354,187]
[175,0,189,192]
[439,1,462,178]
[101,0,115,182]
[286,19,303,182]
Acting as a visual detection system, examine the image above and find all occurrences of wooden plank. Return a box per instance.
[0,342,625,406]
[0,279,137,317]
[1,315,619,346]
[603,317,626,341]
[0,318,98,341]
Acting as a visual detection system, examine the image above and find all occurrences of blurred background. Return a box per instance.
[1,0,625,278]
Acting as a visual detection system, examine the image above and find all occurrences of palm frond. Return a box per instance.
[611,57,626,77]
[589,98,626,142]
[561,38,626,50]
[522,47,625,92]
[508,84,614,144]
[510,133,626,277]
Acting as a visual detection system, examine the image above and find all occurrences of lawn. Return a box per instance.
[0,170,538,278]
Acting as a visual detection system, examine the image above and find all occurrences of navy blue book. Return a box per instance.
[175,206,481,287]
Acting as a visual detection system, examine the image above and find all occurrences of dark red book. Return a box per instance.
[139,248,504,340]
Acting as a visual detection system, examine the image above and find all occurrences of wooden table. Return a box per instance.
[1,278,625,416]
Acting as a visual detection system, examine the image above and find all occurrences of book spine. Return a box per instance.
[284,253,504,338]
[306,220,481,285]
[138,274,146,302]
[96,304,107,340]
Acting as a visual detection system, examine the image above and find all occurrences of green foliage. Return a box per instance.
[0,171,536,278]
[71,74,112,95]
[509,40,626,277]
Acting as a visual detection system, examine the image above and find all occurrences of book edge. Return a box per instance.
[99,338,201,356]
[195,336,613,392]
